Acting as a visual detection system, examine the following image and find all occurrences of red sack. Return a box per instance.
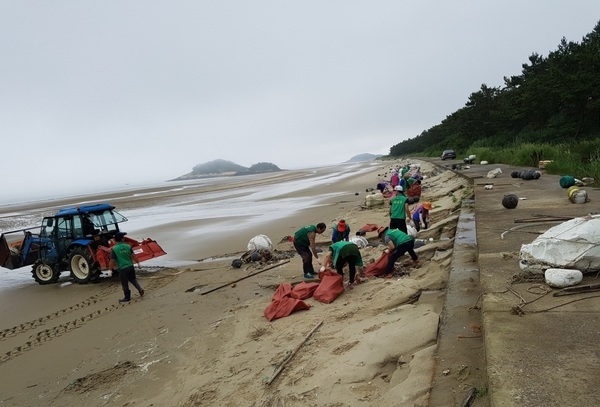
[264,297,311,321]
[290,282,320,299]
[272,282,293,301]
[313,271,344,304]
[358,223,379,233]
[365,252,390,277]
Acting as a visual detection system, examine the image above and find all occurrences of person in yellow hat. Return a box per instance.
[412,201,433,232]
[331,219,350,243]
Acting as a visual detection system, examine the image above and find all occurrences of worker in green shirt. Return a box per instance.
[322,241,364,289]
[379,227,419,278]
[110,232,144,302]
[389,186,411,234]
[293,223,326,279]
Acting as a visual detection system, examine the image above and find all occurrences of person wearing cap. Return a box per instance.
[110,232,144,302]
[389,185,411,234]
[412,201,433,232]
[378,227,419,278]
[293,223,326,279]
[322,240,364,289]
[331,219,350,243]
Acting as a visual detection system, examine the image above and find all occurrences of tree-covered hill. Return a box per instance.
[169,159,282,181]
[389,21,600,159]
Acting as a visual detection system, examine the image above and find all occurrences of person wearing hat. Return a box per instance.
[110,231,144,302]
[412,201,433,232]
[378,227,419,278]
[322,240,364,289]
[293,223,326,279]
[331,219,350,243]
[389,185,411,234]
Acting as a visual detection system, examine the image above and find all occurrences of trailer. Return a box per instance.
[0,203,166,284]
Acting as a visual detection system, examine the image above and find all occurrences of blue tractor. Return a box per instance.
[0,203,166,285]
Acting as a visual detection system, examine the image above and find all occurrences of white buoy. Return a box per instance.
[544,268,583,288]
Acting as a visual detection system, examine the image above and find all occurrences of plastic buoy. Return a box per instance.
[559,175,575,189]
[502,194,519,209]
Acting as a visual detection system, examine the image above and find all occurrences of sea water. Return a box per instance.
[0,161,380,289]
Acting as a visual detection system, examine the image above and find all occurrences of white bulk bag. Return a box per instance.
[519,215,600,274]
[247,234,273,251]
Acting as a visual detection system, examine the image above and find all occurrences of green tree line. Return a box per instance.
[389,21,600,179]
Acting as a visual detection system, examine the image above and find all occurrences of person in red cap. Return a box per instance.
[331,219,350,243]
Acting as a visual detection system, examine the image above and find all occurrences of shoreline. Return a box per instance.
[0,158,477,407]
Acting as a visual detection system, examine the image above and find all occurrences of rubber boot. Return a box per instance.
[119,289,131,302]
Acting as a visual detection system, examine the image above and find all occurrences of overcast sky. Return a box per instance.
[1,2,599,201]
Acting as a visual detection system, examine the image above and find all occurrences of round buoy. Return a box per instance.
[511,171,522,179]
[533,171,541,179]
[559,175,575,189]
[231,259,243,268]
[502,194,519,209]
[521,170,535,180]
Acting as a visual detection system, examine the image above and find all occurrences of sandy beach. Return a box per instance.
[0,159,480,407]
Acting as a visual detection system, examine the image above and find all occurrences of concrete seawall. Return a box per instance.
[446,161,600,407]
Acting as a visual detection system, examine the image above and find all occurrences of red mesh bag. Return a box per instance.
[365,252,390,277]
[290,282,320,300]
[313,270,344,304]
[272,282,293,301]
[264,297,310,321]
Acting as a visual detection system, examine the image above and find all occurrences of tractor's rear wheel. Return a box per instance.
[32,260,61,285]
[69,247,99,284]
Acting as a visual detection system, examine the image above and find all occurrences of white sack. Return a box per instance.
[247,234,273,251]
[486,168,502,178]
[407,224,417,238]
[350,236,369,248]
[365,192,385,207]
[519,214,600,274]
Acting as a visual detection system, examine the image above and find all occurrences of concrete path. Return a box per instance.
[454,162,600,407]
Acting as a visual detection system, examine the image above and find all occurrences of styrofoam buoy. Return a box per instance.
[544,268,583,288]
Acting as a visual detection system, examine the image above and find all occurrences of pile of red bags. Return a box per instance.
[263,270,345,321]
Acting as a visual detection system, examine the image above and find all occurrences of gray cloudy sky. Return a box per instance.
[2,1,599,201]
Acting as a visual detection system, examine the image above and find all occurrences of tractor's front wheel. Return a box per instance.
[69,247,99,284]
[32,260,61,285]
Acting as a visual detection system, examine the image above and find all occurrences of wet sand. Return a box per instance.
[0,159,477,407]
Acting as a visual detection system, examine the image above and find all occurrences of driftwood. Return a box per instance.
[460,387,477,407]
[514,215,573,224]
[197,260,290,295]
[266,320,324,385]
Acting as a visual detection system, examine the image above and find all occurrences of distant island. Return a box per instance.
[170,154,382,181]
[346,153,383,162]
[169,159,283,181]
